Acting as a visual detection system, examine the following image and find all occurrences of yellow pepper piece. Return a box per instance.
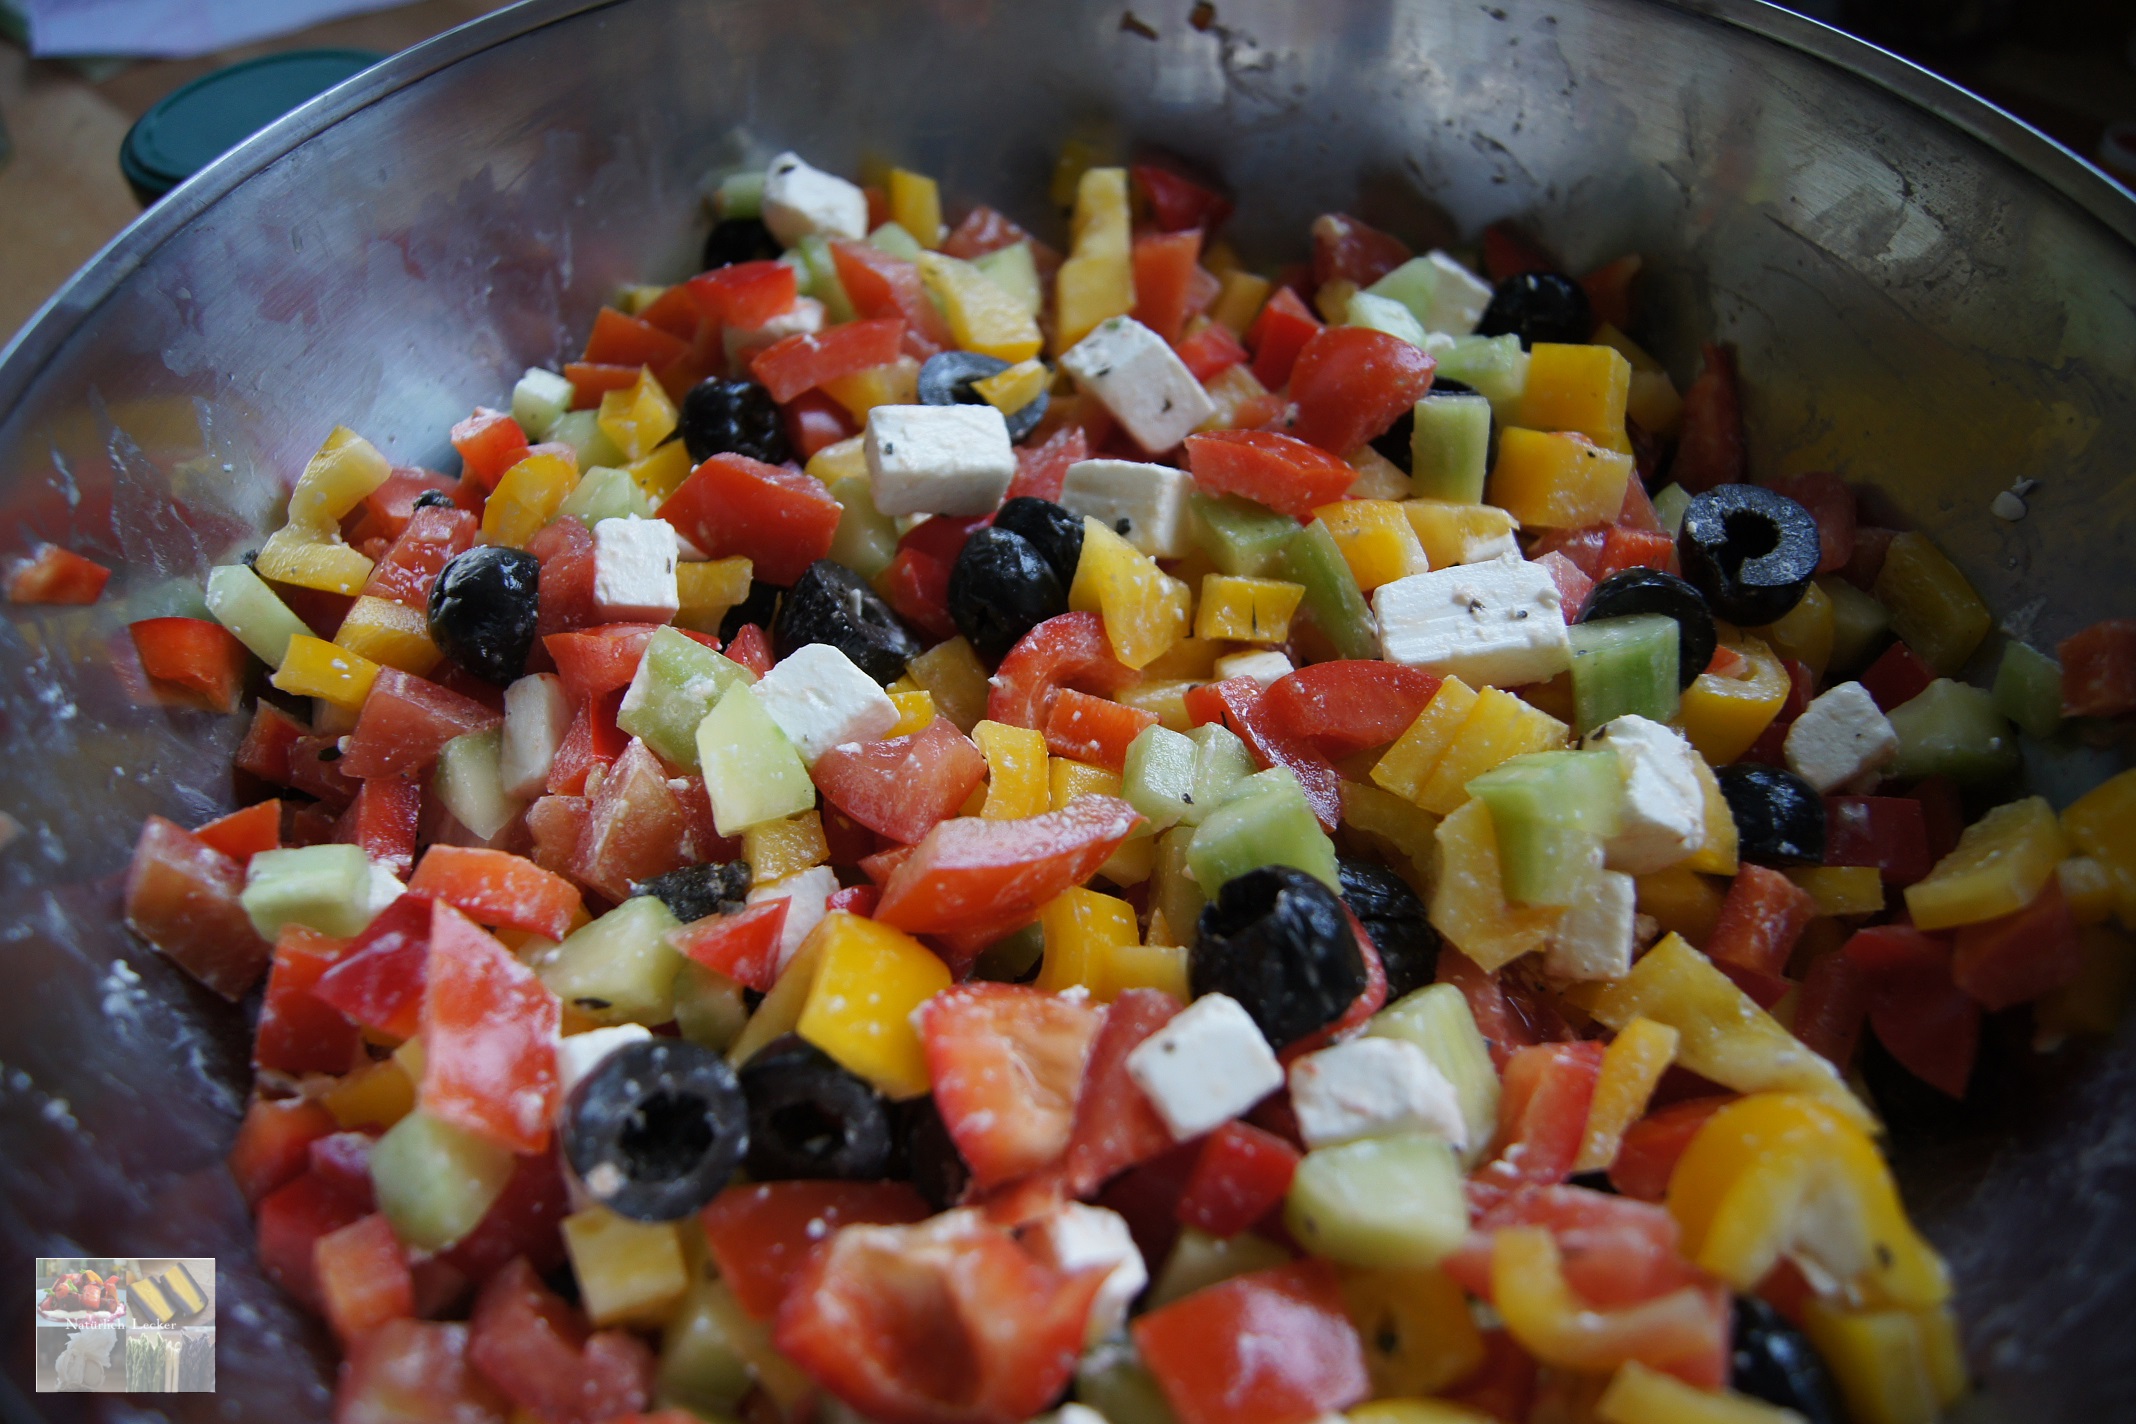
[1340,781,1440,888]
[320,1056,415,1130]
[1347,1402,1498,1424]
[596,367,679,461]
[1488,428,1635,529]
[483,448,580,548]
[822,355,921,421]
[1801,1300,1966,1424]
[1050,757,1123,811]
[1755,580,1835,683]
[743,811,828,884]
[334,595,442,676]
[1400,499,1521,567]
[1055,166,1135,352]
[1904,795,2068,931]
[288,425,393,529]
[1195,363,1275,433]
[675,557,754,634]
[1682,753,1741,874]
[1516,343,1632,451]
[972,720,1048,820]
[1592,325,1687,442]
[1636,865,1728,946]
[804,433,870,486]
[1104,939,1188,998]
[729,933,823,1068]
[1194,574,1305,644]
[1115,678,1197,733]
[1372,676,1481,803]
[1050,139,1103,209]
[1036,886,1141,997]
[795,912,951,1099]
[1311,499,1429,591]
[1595,1361,1805,1424]
[2034,924,2136,1041]
[972,359,1049,416]
[887,167,945,248]
[1142,636,1230,682]
[1677,633,1790,766]
[1872,531,1991,676]
[560,1207,689,1328]
[1429,798,1563,972]
[917,252,1044,364]
[903,636,989,733]
[1592,936,1871,1126]
[1069,516,1189,670]
[1097,831,1156,887]
[2061,767,2136,929]
[272,634,381,712]
[1491,1226,1715,1375]
[255,524,375,596]
[1211,270,1274,337]
[1340,1266,1486,1399]
[1787,866,1884,917]
[1575,1016,1680,1173]
[625,440,694,504]
[887,689,936,736]
[1412,686,1568,816]
[2057,854,2118,926]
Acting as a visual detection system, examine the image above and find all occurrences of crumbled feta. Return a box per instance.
[1025,1203,1148,1345]
[1124,993,1284,1140]
[1214,649,1295,689]
[723,294,824,368]
[1058,458,1195,558]
[1421,251,1494,335]
[554,1023,653,1102]
[748,643,898,765]
[746,864,840,972]
[500,673,572,800]
[592,517,681,623]
[1586,714,1707,874]
[1288,1036,1468,1150]
[1785,681,1900,792]
[1373,554,1570,685]
[761,151,868,246]
[1543,867,1638,981]
[1058,316,1216,453]
[865,404,1018,517]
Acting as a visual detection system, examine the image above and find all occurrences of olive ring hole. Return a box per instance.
[619,1089,717,1182]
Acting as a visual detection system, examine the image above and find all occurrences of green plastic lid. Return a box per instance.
[121,49,382,205]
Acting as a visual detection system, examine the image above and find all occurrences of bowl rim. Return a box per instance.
[1,0,2132,422]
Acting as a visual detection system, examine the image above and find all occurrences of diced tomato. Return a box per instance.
[1706,865,1818,976]
[1824,796,1933,885]
[1842,525,1897,592]
[831,241,953,358]
[1287,327,1436,456]
[129,616,250,713]
[1592,526,1680,581]
[545,693,624,798]
[1005,426,1090,503]
[1059,987,1181,1197]
[944,208,1063,278]
[258,1169,371,1311]
[468,1256,653,1424]
[669,899,790,993]
[1133,163,1234,234]
[336,1319,512,1424]
[255,926,361,1075]
[828,884,880,917]
[1174,321,1249,384]
[1246,286,1323,391]
[574,736,695,900]
[564,362,644,410]
[307,1130,377,1205]
[878,545,960,643]
[437,1147,571,1286]
[451,409,531,490]
[420,901,560,1154]
[364,504,479,609]
[347,467,459,546]
[317,1213,416,1344]
[750,318,905,404]
[1135,1259,1369,1424]
[1580,254,1642,333]
[659,453,842,587]
[1183,429,1352,521]
[724,622,774,676]
[282,734,356,810]
[1793,951,1869,1068]
[196,798,281,865]
[1453,1184,1705,1310]
[1842,924,1978,1099]
[875,797,1144,938]
[1952,881,2084,1011]
[1183,676,1342,832]
[701,1180,932,1319]
[1044,689,1159,773]
[123,814,273,1000]
[236,702,308,785]
[1468,1040,1605,1212]
[1669,344,1743,493]
[525,793,591,881]
[337,775,420,879]
[1530,525,1609,577]
[813,719,988,845]
[409,846,581,941]
[1482,223,1557,282]
[1766,471,1856,575]
[6,542,112,604]
[2059,619,2136,718]
[685,260,800,329]
[1860,639,1936,713]
[525,513,598,637]
[544,623,659,704]
[920,983,1102,1190]
[312,893,432,1041]
[341,669,502,781]
[1606,1096,1734,1202]
[1175,1121,1300,1238]
[1310,213,1410,291]
[784,388,860,459]
[986,612,1141,729]
[1616,472,1664,532]
[229,1095,339,1207]
[1536,551,1595,622]
[1259,661,1441,759]
[1127,229,1205,346]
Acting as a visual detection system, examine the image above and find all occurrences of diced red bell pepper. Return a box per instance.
[1045,689,1159,773]
[700,1180,932,1319]
[260,1169,373,1313]
[1468,1040,1606,1212]
[750,318,906,404]
[878,545,960,643]
[831,241,953,358]
[1133,1260,1370,1424]
[1531,525,1608,577]
[1483,223,1557,281]
[229,1095,339,1207]
[338,775,420,879]
[1091,1138,1202,1271]
[1183,429,1352,521]
[785,387,861,460]
[451,409,531,490]
[2059,619,2136,718]
[341,669,502,781]
[236,702,308,786]
[1174,321,1249,384]
[574,736,695,901]
[1606,1095,1735,1202]
[1706,865,1818,976]
[1951,881,2084,1011]
[582,307,689,370]
[1592,525,1680,582]
[1062,988,1182,1197]
[724,623,774,677]
[1859,639,1936,713]
[266,580,354,641]
[637,281,704,339]
[668,899,790,993]
[1182,676,1342,833]
[921,982,1103,1190]
[1766,471,1856,575]
[1842,924,1979,1099]
[409,846,580,941]
[317,1213,417,1344]
[1793,950,1870,1068]
[1310,213,1411,290]
[130,616,250,713]
[255,925,361,1076]
[1824,795,1933,884]
[1669,344,1744,493]
[1133,163,1234,235]
[1175,1120,1300,1238]
[1842,526,1897,591]
[1717,960,1794,1010]
[544,623,660,704]
[285,734,359,810]
[335,1319,512,1424]
[1259,661,1441,759]
[875,796,1145,938]
[1580,254,1642,333]
[659,453,842,587]
[469,1256,653,1424]
[196,798,282,865]
[364,504,478,609]
[685,260,800,330]
[6,542,112,604]
[1246,286,1323,391]
[545,692,625,797]
[1287,326,1436,456]
[1005,426,1090,504]
[564,362,644,410]
[986,612,1141,729]
[1129,229,1206,346]
[1451,1184,1707,1312]
[1282,909,1389,1062]
[1434,945,1540,1072]
[312,892,433,1041]
[420,901,561,1154]
[1909,775,1965,862]
[813,718,988,845]
[124,815,273,999]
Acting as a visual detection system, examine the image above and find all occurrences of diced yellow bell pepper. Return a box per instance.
[900,636,988,734]
[334,595,442,676]
[320,1056,416,1129]
[1595,1361,1803,1424]
[560,1206,689,1328]
[1312,499,1429,591]
[1340,1266,1486,1399]
[1413,687,1568,816]
[1372,676,1481,803]
[1801,1300,1966,1424]
[255,524,375,596]
[2057,855,2118,926]
[1401,499,1521,567]
[1143,636,1230,682]
[887,689,935,737]
[2061,767,2136,929]
[728,934,822,1067]
[1575,1016,1680,1173]
[1677,633,1790,766]
[887,167,945,248]
[675,557,754,634]
[1340,781,1440,888]
[1105,939,1188,999]
[626,440,694,504]
[1754,579,1835,683]
[1493,1227,1702,1375]
[1097,831,1156,888]
[1195,362,1274,433]
[1115,679,1197,733]
[1682,753,1741,875]
[1429,798,1563,972]
[2034,923,2136,1041]
[1348,1402,1499,1424]
[1050,757,1123,811]
[1055,166,1135,352]
[1036,886,1141,997]
[288,425,393,529]
[972,359,1049,416]
[1211,270,1273,337]
[483,449,580,548]
[1787,866,1884,917]
[1594,325,1687,438]
[596,367,679,461]
[1592,936,1871,1126]
[1069,516,1190,669]
[1904,795,2068,931]
[1636,865,1728,946]
[1487,428,1634,529]
[743,811,828,884]
[1313,279,1359,325]
[973,720,1049,820]
[1516,343,1632,450]
[1873,532,1991,676]
[804,434,870,486]
[794,912,951,1099]
[1050,139,1102,208]
[272,634,381,712]
[1194,574,1305,644]
[822,355,921,421]
[917,252,1044,363]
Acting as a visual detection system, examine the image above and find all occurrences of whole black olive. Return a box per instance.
[1716,763,1828,866]
[702,216,780,272]
[1731,1297,1844,1424]
[563,1039,748,1221]
[1679,485,1821,626]
[1580,569,1718,690]
[680,377,792,466]
[634,861,753,924]
[772,559,922,685]
[426,545,542,685]
[720,579,781,638]
[1336,858,1438,1001]
[738,1035,894,1182]
[1192,866,1368,1048]
[412,488,457,511]
[917,350,1048,442]
[991,497,1086,588]
[1475,272,1592,348]
[948,527,1068,662]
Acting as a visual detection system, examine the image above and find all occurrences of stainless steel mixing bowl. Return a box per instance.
[2,0,2132,1418]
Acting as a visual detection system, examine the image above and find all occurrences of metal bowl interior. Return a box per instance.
[2,1,2132,1418]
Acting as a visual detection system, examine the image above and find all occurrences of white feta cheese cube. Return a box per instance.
[554,1023,653,1102]
[1056,1407,1110,1424]
[746,864,840,973]
[1422,251,1494,335]
[500,673,572,800]
[865,404,1018,517]
[1124,992,1284,1140]
[1586,714,1707,874]
[1785,681,1901,792]
[1058,316,1216,453]
[592,517,681,623]
[748,643,899,765]
[1214,649,1295,688]
[1288,1036,1468,1151]
[1543,867,1638,982]
[761,151,868,246]
[723,294,823,368]
[1373,554,1570,686]
[1026,1204,1148,1346]
[1059,459,1195,558]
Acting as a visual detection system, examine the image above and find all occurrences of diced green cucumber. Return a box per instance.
[696,683,816,835]
[435,728,524,842]
[658,1276,756,1416]
[1992,640,2064,740]
[1076,1339,1180,1424]
[974,922,1047,983]
[716,170,765,220]
[204,564,308,668]
[547,409,627,471]
[1465,750,1622,906]
[1151,825,1206,947]
[795,235,857,324]
[1189,492,1298,578]
[1567,613,1681,733]
[1367,984,1501,1168]
[1282,519,1379,662]
[1146,1226,1292,1310]
[1188,723,1258,822]
[867,221,925,262]
[972,241,1042,318]
[1123,725,1198,832]
[1820,575,1891,674]
[241,843,386,940]
[1409,393,1492,504]
[511,368,575,441]
[827,475,900,579]
[559,465,656,528]
[672,960,750,1050]
[1285,1132,1468,1268]
[1434,333,1528,422]
[370,1108,516,1252]
[1344,291,1430,348]
[1188,774,1340,895]
[1363,256,1443,332]
[1651,482,1692,537]
[669,1270,810,1407]
[1888,679,2020,785]
[538,895,686,1025]
[620,627,756,768]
